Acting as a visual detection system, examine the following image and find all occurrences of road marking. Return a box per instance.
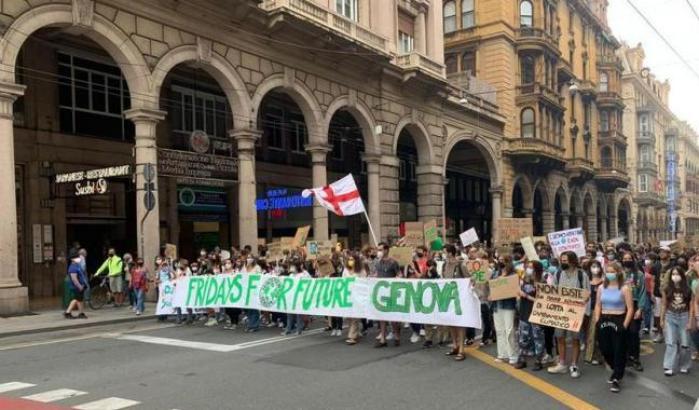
[73,397,140,410]
[117,327,326,352]
[0,381,36,393]
[466,347,599,410]
[22,388,87,403]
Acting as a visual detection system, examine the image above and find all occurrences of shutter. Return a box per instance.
[398,12,414,36]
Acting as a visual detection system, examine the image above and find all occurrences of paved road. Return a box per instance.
[0,319,697,410]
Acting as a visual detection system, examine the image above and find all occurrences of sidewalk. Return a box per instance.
[0,303,157,338]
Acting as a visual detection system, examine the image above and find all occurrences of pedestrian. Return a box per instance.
[491,254,519,366]
[514,260,545,370]
[442,244,466,360]
[585,259,604,365]
[94,247,124,307]
[374,242,402,348]
[654,246,676,343]
[241,255,262,332]
[122,253,135,311]
[594,261,633,393]
[64,251,88,319]
[660,266,695,376]
[282,261,310,336]
[130,257,148,315]
[155,256,173,322]
[343,253,367,345]
[621,251,647,371]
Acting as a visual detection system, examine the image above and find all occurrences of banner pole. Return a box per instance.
[362,202,379,246]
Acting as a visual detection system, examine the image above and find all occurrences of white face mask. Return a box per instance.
[671,274,682,284]
[290,266,297,274]
[591,266,601,275]
[525,268,534,276]
[377,251,384,259]
[644,259,651,266]
[246,258,254,265]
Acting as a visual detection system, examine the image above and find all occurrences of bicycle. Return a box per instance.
[87,273,112,310]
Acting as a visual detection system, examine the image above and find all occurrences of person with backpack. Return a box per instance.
[547,251,590,378]
[621,251,648,371]
[64,250,88,319]
[441,244,466,360]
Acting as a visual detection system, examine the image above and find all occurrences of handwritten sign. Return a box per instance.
[520,237,540,261]
[292,225,311,248]
[465,259,487,283]
[548,228,586,257]
[424,220,439,247]
[390,247,413,267]
[529,284,589,331]
[488,275,520,301]
[281,237,295,251]
[496,218,533,245]
[266,241,283,261]
[306,240,333,260]
[316,256,335,277]
[459,228,479,247]
[156,280,176,315]
[404,222,424,248]
[164,243,177,260]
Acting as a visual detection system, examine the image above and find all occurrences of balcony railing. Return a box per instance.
[516,82,564,106]
[637,130,655,145]
[599,129,627,145]
[504,137,565,161]
[260,0,388,53]
[637,161,658,173]
[635,191,666,206]
[395,51,445,79]
[597,91,624,107]
[516,27,559,49]
[596,53,623,69]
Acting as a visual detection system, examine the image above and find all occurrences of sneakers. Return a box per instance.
[547,363,569,374]
[77,313,88,319]
[664,369,674,376]
[541,354,554,364]
[653,334,665,344]
[410,333,420,343]
[419,328,426,337]
[610,380,620,393]
[204,318,217,327]
[136,311,141,316]
[386,331,395,341]
[680,368,689,375]
[632,359,644,372]
[570,365,581,378]
[223,324,237,330]
[330,329,342,336]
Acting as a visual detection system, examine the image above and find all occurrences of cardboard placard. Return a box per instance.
[529,284,590,332]
[465,259,487,283]
[164,243,177,260]
[316,256,335,277]
[281,237,295,251]
[423,220,439,247]
[495,245,512,258]
[404,222,424,248]
[532,236,548,245]
[306,240,333,260]
[266,241,283,261]
[390,246,413,267]
[548,228,586,257]
[488,275,520,301]
[459,228,479,247]
[496,218,533,244]
[292,225,311,248]
[520,237,540,261]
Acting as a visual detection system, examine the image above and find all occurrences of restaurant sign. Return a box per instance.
[54,165,131,196]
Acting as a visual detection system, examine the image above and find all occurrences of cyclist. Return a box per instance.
[94,248,124,307]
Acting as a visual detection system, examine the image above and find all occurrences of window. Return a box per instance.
[398,12,415,53]
[640,145,651,163]
[639,114,649,132]
[600,111,609,132]
[599,72,609,92]
[444,1,456,33]
[462,51,476,75]
[336,0,358,21]
[171,85,230,139]
[520,0,533,27]
[398,31,414,54]
[263,110,284,150]
[290,119,308,153]
[601,146,612,168]
[399,159,406,180]
[521,55,535,84]
[445,54,458,74]
[521,108,535,138]
[639,174,649,192]
[58,52,133,140]
[462,0,475,28]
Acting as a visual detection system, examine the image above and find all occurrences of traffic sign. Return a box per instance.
[144,191,156,211]
[143,163,156,182]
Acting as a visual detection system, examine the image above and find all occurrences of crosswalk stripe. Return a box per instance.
[22,388,87,403]
[0,382,36,393]
[73,397,140,410]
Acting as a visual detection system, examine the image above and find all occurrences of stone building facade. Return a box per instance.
[0,0,506,313]
[443,0,633,243]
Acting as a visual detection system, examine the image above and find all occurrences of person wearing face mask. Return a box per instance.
[343,253,367,345]
[175,259,195,325]
[594,262,634,393]
[441,244,467,359]
[620,251,647,371]
[660,267,695,376]
[94,247,124,307]
[241,256,262,332]
[584,260,604,365]
[490,255,519,366]
[64,250,89,319]
[374,243,401,348]
[514,261,545,370]
[405,246,429,343]
[282,262,310,336]
[129,258,148,316]
[654,247,676,343]
[642,254,656,335]
[221,259,242,331]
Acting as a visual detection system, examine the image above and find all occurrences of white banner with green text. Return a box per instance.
[167,274,482,328]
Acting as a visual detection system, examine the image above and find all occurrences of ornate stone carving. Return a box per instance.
[196,37,212,63]
[72,0,94,29]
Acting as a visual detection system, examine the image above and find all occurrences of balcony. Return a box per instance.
[503,137,566,168]
[566,158,595,182]
[635,191,666,207]
[516,82,564,110]
[260,0,389,57]
[596,53,624,71]
[597,91,624,109]
[637,161,658,175]
[595,165,630,190]
[395,51,445,81]
[599,128,627,146]
[557,59,574,84]
[577,80,597,98]
[516,27,560,54]
[447,72,498,105]
[637,130,655,145]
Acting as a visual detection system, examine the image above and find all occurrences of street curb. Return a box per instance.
[0,314,158,339]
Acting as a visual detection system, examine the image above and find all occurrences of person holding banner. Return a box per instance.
[490,255,519,366]
[242,256,262,333]
[621,251,648,372]
[594,262,634,393]
[584,260,604,365]
[282,261,311,336]
[514,260,545,370]
[374,243,402,348]
[343,252,367,345]
[441,245,467,360]
[547,251,590,378]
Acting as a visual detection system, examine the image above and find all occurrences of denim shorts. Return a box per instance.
[554,328,580,341]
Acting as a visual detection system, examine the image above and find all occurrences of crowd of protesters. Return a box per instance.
[66,238,699,393]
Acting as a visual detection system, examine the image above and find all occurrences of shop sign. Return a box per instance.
[189,130,210,154]
[178,186,228,213]
[54,165,130,196]
[158,149,237,181]
[256,188,312,211]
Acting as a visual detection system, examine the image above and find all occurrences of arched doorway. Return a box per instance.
[512,183,525,218]
[618,198,630,240]
[554,188,567,231]
[583,193,594,239]
[569,192,581,229]
[444,140,492,242]
[397,129,420,223]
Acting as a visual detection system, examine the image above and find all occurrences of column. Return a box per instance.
[575,214,584,229]
[230,128,261,249]
[167,178,179,244]
[608,216,619,239]
[586,213,597,242]
[124,108,165,277]
[415,8,427,55]
[416,165,444,222]
[0,81,28,315]
[380,154,400,242]
[561,212,570,229]
[599,214,608,241]
[490,186,504,245]
[306,144,331,241]
[542,210,555,234]
[362,153,382,244]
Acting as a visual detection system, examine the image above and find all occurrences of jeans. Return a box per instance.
[175,307,192,323]
[286,314,303,334]
[597,314,627,381]
[481,303,495,341]
[493,308,518,362]
[134,288,145,313]
[246,309,260,330]
[642,299,654,330]
[663,311,691,371]
[518,320,544,360]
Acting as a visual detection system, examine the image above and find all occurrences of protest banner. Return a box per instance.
[496,218,533,244]
[424,220,439,247]
[404,222,424,247]
[548,228,586,257]
[520,237,540,261]
[156,280,176,315]
[488,275,520,301]
[316,256,335,277]
[529,284,590,332]
[169,274,481,328]
[459,228,479,247]
[465,259,487,283]
[292,225,311,248]
[390,246,413,267]
[164,243,177,260]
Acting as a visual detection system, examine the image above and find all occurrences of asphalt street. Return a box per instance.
[0,318,697,410]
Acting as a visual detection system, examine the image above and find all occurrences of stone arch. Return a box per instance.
[583,192,594,215]
[0,3,153,108]
[442,132,501,186]
[392,116,435,165]
[251,73,323,141]
[511,174,534,211]
[151,45,252,126]
[324,95,379,154]
[533,179,551,211]
[554,185,569,210]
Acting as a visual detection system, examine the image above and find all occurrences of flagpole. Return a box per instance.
[361,200,379,246]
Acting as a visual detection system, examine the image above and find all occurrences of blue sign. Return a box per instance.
[256,188,313,211]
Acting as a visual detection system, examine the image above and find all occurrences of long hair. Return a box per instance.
[529,260,544,283]
[663,266,691,301]
[603,262,624,288]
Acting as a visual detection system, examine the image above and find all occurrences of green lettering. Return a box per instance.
[303,278,320,310]
[228,275,243,304]
[245,274,260,306]
[215,277,227,305]
[205,277,219,305]
[418,282,439,314]
[339,277,355,308]
[392,282,411,313]
[436,282,462,315]
[314,279,328,308]
[321,279,334,308]
[186,277,203,306]
[371,280,391,312]
[276,277,294,310]
[293,278,310,309]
